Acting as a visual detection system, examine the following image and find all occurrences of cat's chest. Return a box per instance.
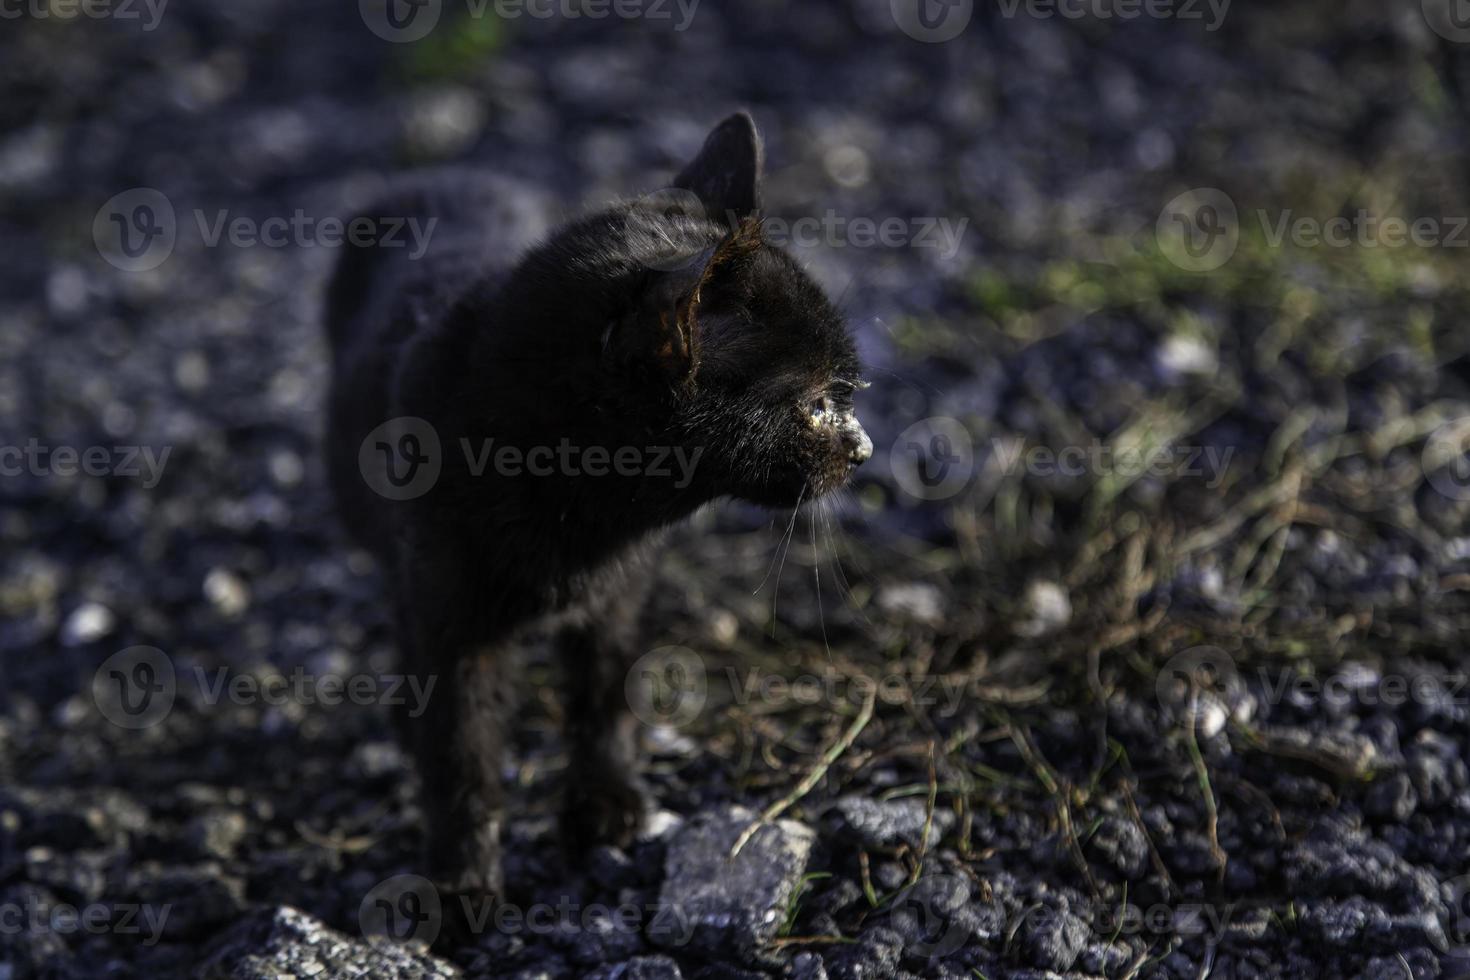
[526,538,658,629]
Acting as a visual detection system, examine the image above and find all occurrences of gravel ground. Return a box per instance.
[5,1,1470,978]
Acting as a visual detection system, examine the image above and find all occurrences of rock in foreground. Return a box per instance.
[652,804,816,965]
[197,906,461,980]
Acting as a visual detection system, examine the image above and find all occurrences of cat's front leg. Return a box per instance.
[558,587,653,852]
[407,643,513,897]
[393,566,518,915]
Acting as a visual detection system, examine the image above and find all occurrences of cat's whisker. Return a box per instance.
[860,359,937,397]
[821,496,871,627]
[769,482,807,636]
[753,515,787,596]
[832,272,860,316]
[752,480,798,596]
[811,505,832,661]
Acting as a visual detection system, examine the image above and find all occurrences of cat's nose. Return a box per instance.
[843,420,873,466]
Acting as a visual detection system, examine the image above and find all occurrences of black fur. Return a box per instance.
[324,112,870,903]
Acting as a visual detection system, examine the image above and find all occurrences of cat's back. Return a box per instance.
[323,168,552,552]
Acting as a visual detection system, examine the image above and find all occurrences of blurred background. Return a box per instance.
[5,1,1470,977]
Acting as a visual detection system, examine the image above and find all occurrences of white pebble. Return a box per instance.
[61,602,115,646]
[204,568,250,617]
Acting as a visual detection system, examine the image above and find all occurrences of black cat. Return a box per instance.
[325,112,870,902]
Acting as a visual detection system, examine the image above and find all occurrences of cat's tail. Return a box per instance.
[322,217,385,357]
[322,182,434,359]
[324,171,551,361]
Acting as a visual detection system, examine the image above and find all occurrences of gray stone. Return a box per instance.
[197,906,461,979]
[652,804,816,964]
[1363,772,1417,822]
[832,796,956,851]
[186,809,249,861]
[828,927,903,979]
[1085,814,1147,877]
[791,951,829,980]
[584,955,684,980]
[1022,906,1088,973]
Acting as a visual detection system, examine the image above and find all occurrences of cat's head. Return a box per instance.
[608,112,871,507]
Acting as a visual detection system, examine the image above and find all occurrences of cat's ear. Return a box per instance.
[641,258,706,383]
[619,221,763,383]
[605,252,708,384]
[674,111,764,224]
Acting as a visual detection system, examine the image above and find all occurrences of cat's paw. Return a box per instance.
[561,774,651,852]
[428,883,499,954]
[424,849,503,951]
